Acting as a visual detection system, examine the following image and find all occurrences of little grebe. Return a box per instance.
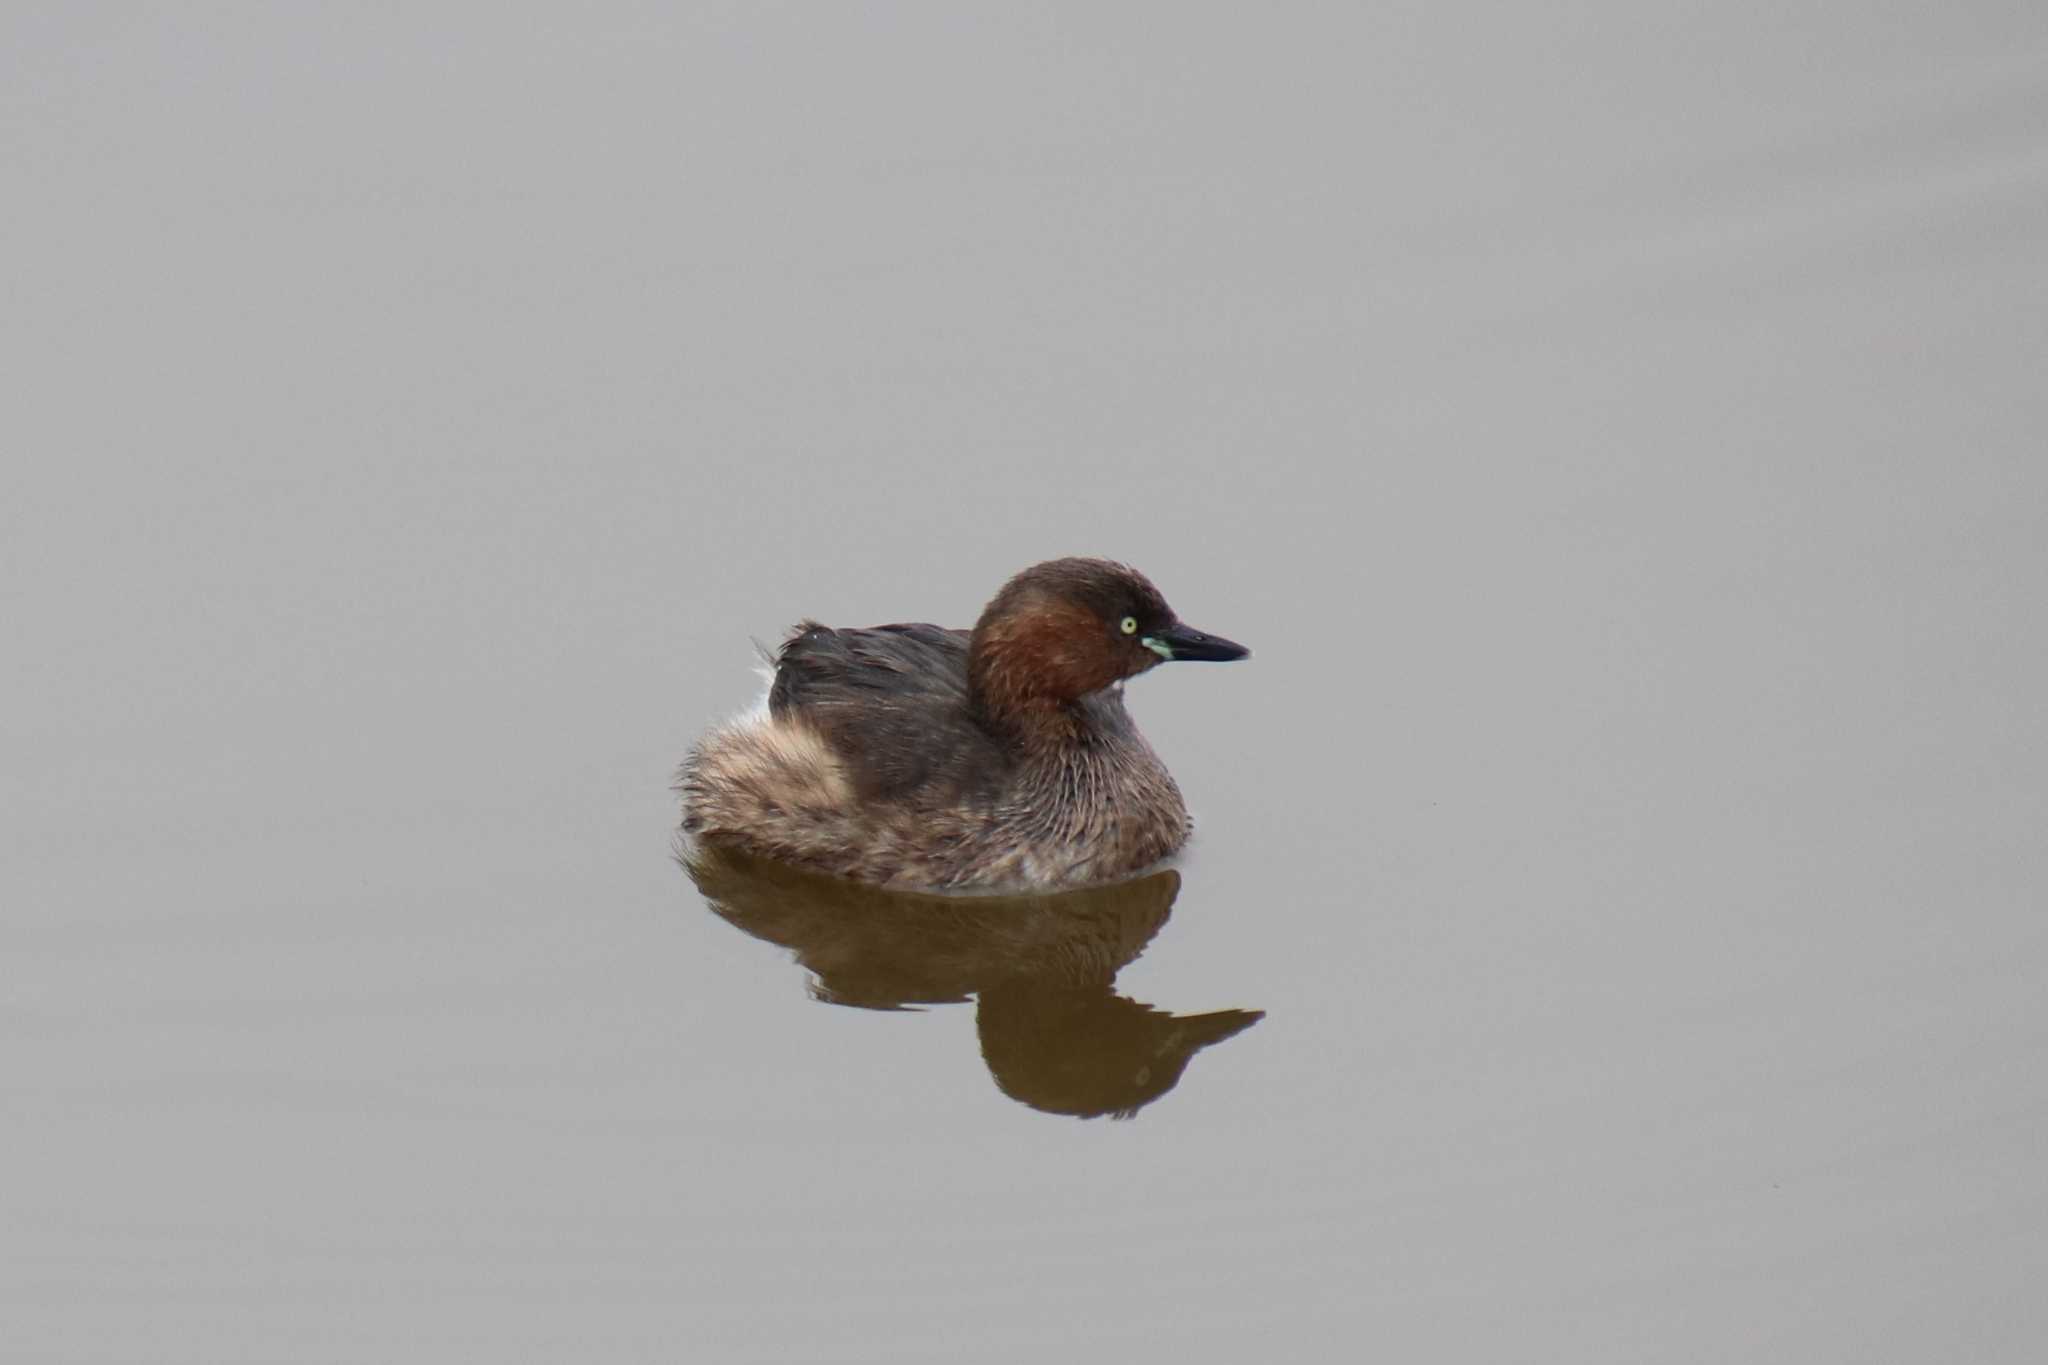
[677,557,1248,891]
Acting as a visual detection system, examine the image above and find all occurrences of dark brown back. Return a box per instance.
[768,621,1013,806]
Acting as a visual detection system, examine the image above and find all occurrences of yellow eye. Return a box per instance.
[1120,616,1138,635]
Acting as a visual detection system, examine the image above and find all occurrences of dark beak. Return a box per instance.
[1147,621,1250,662]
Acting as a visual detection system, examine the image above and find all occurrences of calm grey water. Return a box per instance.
[8,6,2047,1361]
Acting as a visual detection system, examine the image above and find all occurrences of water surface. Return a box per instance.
[7,5,2047,1360]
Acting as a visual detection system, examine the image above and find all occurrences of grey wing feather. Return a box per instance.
[769,623,1005,805]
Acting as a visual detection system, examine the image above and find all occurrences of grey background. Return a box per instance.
[7,4,2047,1361]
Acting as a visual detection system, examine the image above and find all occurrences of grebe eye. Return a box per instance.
[1120,616,1138,635]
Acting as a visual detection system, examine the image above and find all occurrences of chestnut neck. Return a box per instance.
[966,597,1121,747]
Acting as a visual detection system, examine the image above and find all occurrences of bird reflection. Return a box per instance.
[685,845,1263,1120]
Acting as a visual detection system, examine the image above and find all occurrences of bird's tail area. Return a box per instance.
[675,715,853,863]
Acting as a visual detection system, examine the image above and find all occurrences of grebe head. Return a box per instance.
[967,558,1249,711]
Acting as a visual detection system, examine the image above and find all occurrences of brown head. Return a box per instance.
[966,558,1248,720]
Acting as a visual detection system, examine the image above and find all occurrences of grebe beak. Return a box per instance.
[1142,622,1250,662]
